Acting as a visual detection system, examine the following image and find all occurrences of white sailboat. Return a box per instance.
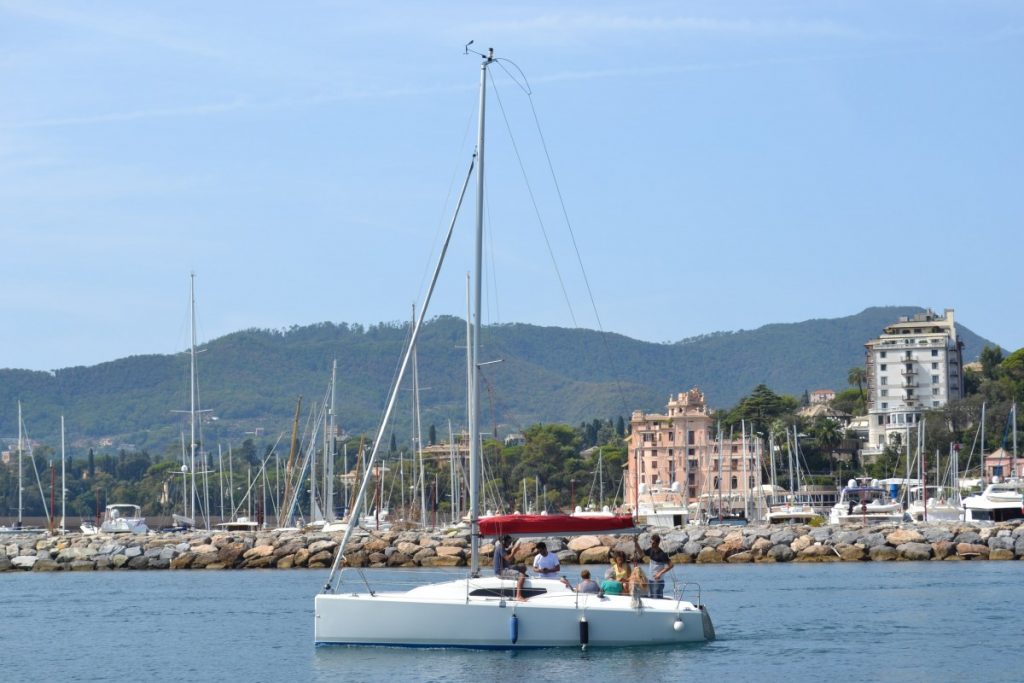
[314,48,714,648]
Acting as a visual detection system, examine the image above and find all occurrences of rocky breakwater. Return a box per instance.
[1,521,1023,572]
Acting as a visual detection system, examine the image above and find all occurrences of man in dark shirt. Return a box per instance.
[634,534,673,599]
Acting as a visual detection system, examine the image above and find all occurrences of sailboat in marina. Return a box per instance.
[0,402,48,535]
[314,48,715,648]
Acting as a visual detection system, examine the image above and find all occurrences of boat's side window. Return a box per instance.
[469,587,547,599]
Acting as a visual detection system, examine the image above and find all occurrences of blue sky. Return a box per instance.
[2,1,1021,371]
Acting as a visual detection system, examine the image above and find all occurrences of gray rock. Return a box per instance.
[702,536,724,549]
[111,554,129,568]
[11,555,38,569]
[0,557,12,571]
[69,560,95,571]
[124,545,143,559]
[860,532,888,548]
[869,545,898,561]
[682,541,703,557]
[954,531,983,546]
[809,528,833,543]
[687,528,705,543]
[769,529,797,546]
[127,554,150,569]
[767,544,795,562]
[148,557,171,569]
[835,530,861,545]
[555,549,576,564]
[1015,537,1024,557]
[988,536,1015,551]
[144,547,163,559]
[158,547,178,561]
[921,527,954,543]
[897,542,933,561]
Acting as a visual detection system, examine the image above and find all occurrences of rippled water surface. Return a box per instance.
[3,561,1020,682]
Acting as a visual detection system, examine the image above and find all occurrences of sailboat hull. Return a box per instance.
[315,577,713,648]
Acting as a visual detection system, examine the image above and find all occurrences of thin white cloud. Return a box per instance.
[468,12,880,41]
[0,0,223,58]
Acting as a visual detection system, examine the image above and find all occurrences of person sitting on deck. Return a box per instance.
[513,564,528,602]
[560,569,600,594]
[532,541,560,575]
[599,572,623,595]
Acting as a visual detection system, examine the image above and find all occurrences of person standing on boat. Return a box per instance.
[634,535,672,599]
[532,541,560,575]
[493,534,518,576]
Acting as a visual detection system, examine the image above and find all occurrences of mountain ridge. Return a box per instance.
[0,306,1002,450]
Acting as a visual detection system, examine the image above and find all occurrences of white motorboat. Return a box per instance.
[906,486,962,522]
[315,48,714,649]
[829,481,904,525]
[98,504,149,534]
[766,499,822,525]
[962,479,1024,523]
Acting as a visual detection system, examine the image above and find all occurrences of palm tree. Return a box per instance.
[847,366,866,402]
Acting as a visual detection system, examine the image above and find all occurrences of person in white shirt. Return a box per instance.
[532,541,560,575]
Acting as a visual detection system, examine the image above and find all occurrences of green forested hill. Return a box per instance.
[0,306,1002,451]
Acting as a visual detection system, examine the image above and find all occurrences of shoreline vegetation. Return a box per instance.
[2,521,1023,572]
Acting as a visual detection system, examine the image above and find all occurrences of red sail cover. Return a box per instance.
[478,514,637,538]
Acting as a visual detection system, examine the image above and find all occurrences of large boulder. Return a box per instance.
[796,545,839,562]
[435,546,464,558]
[859,532,888,549]
[956,543,990,559]
[766,545,794,562]
[11,556,38,570]
[887,529,925,545]
[127,555,150,569]
[32,559,61,572]
[835,544,866,561]
[868,545,898,561]
[769,529,797,546]
[897,543,932,561]
[696,547,723,564]
[921,527,954,543]
[989,548,1016,561]
[790,536,812,553]
[578,546,610,564]
[396,541,421,556]
[217,542,246,567]
[931,541,956,560]
[421,554,463,567]
[568,536,600,552]
[726,551,753,564]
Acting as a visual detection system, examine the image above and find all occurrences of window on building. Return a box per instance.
[881,389,888,397]
[667,432,674,441]
[931,349,938,357]
[650,460,657,470]
[749,476,755,489]
[731,458,738,471]
[730,475,738,490]
[881,377,887,385]
[933,401,939,407]
[714,476,719,490]
[880,364,887,371]
[932,362,938,370]
[881,402,888,409]
[880,351,887,358]
[932,375,939,384]
[905,364,913,373]
[687,430,695,445]
[688,448,695,456]
[906,389,914,398]
[688,472,695,484]
[932,388,939,396]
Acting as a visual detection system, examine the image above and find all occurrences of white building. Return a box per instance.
[862,309,964,458]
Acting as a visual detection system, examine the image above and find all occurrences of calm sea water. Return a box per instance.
[3,561,1020,682]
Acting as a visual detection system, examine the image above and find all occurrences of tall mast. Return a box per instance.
[412,304,426,526]
[980,402,986,480]
[60,415,66,532]
[469,47,493,577]
[17,401,23,525]
[189,272,198,524]
[327,360,337,522]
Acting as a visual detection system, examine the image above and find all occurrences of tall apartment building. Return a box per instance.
[863,309,964,457]
[627,388,759,512]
